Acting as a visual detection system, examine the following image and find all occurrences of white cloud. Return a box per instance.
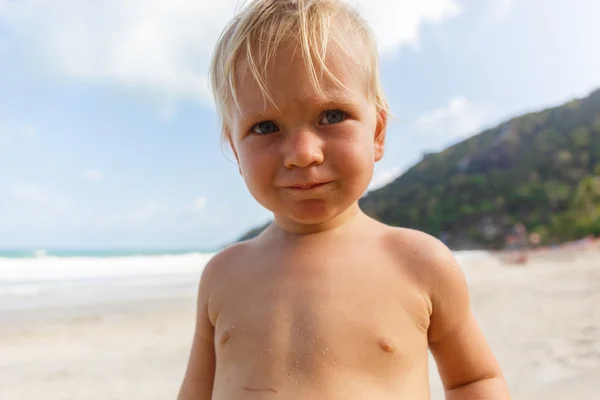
[488,0,513,25]
[0,117,38,149]
[369,97,494,191]
[12,184,69,212]
[94,201,167,227]
[130,201,167,222]
[4,184,74,226]
[191,197,207,213]
[81,169,104,182]
[21,124,38,140]
[93,197,208,228]
[1,0,236,104]
[470,0,513,40]
[356,0,461,54]
[368,167,403,192]
[413,97,491,148]
[1,0,461,104]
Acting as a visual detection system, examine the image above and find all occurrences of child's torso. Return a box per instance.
[209,229,433,399]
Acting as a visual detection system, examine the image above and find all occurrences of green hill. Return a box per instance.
[236,89,600,248]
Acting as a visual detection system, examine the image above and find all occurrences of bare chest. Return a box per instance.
[212,254,430,378]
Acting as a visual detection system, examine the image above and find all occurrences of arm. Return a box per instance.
[425,240,511,399]
[177,259,218,400]
[430,314,510,399]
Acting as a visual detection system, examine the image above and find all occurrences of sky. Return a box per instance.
[1,0,599,250]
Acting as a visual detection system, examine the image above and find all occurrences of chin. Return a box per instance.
[279,197,360,227]
[286,199,336,222]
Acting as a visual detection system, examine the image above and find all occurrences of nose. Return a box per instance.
[282,128,324,169]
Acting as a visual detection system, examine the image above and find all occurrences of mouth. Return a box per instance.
[285,181,331,190]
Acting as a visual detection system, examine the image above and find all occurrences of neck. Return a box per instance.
[271,203,363,236]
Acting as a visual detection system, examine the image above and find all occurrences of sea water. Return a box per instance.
[0,249,215,313]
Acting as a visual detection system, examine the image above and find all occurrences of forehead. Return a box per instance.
[231,44,369,119]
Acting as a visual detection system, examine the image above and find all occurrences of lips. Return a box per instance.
[293,182,325,189]
[284,181,330,190]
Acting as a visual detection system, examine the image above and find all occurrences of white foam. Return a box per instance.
[0,252,214,284]
[0,252,215,311]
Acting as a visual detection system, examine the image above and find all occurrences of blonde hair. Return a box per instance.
[209,0,390,144]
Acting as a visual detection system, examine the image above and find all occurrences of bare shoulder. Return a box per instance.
[379,226,470,339]
[201,241,249,284]
[379,226,462,281]
[197,240,256,316]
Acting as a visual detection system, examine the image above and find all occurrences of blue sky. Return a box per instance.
[1,0,599,249]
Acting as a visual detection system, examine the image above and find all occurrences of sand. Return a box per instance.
[1,249,599,399]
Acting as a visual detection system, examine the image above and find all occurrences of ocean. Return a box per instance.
[0,249,216,313]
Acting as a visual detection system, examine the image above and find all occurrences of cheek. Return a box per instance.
[238,144,277,183]
[332,136,374,171]
[329,137,375,195]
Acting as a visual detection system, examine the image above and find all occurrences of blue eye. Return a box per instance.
[320,110,346,125]
[251,121,280,135]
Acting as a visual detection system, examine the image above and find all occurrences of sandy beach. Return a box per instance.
[1,249,599,399]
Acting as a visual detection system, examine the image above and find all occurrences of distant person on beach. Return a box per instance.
[503,223,529,264]
[178,0,510,399]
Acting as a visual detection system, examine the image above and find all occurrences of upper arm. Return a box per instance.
[177,256,221,400]
[419,237,505,391]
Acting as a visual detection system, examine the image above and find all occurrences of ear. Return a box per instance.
[374,109,387,162]
[227,134,243,176]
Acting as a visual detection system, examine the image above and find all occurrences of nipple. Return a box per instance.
[377,337,396,353]
[219,329,231,345]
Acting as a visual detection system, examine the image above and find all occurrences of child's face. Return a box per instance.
[228,44,386,229]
